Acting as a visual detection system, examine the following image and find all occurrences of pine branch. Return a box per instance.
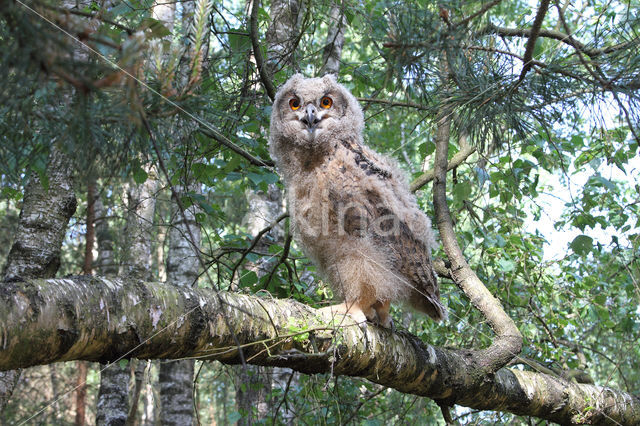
[477,23,636,58]
[518,0,551,82]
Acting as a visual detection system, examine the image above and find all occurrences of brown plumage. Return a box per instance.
[268,74,446,326]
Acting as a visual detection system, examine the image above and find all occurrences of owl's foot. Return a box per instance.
[372,300,393,329]
[318,302,368,324]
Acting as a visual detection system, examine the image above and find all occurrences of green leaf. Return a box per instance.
[132,165,148,184]
[262,172,280,184]
[239,271,258,288]
[590,175,616,191]
[1,186,22,200]
[247,172,263,185]
[453,182,471,202]
[498,258,516,272]
[570,235,593,255]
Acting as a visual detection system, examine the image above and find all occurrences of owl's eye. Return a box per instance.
[289,98,301,110]
[320,96,333,109]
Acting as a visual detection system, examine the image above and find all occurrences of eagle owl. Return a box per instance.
[268,74,446,327]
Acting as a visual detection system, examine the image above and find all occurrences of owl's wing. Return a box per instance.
[328,141,445,321]
[368,196,446,322]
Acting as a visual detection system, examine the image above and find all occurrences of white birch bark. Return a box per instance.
[320,2,346,75]
[95,187,130,426]
[158,184,201,426]
[0,148,76,411]
[0,277,638,426]
[96,166,159,426]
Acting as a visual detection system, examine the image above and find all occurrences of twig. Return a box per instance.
[264,233,293,289]
[518,0,551,82]
[198,126,274,168]
[477,23,634,58]
[437,401,458,425]
[555,2,640,144]
[411,144,476,192]
[454,0,504,28]
[40,3,133,34]
[229,212,289,288]
[249,0,277,101]
[356,97,431,111]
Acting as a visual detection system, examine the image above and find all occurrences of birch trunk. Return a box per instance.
[124,170,159,426]
[96,168,159,425]
[320,2,346,75]
[0,148,76,411]
[95,187,131,426]
[158,185,201,426]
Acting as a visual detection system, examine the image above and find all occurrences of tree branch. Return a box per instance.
[198,126,274,168]
[1,277,639,425]
[476,23,635,58]
[410,144,476,192]
[518,0,551,82]
[356,97,431,111]
[454,0,503,28]
[250,0,277,101]
[432,112,522,374]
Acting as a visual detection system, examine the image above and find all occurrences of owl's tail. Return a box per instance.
[410,293,448,322]
[409,267,447,322]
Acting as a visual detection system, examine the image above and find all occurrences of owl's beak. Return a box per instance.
[301,104,320,132]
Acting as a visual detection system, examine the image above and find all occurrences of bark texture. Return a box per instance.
[159,185,201,426]
[2,149,77,282]
[0,148,76,411]
[264,0,305,72]
[0,277,638,425]
[123,171,159,425]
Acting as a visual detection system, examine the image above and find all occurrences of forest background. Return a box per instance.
[0,0,638,424]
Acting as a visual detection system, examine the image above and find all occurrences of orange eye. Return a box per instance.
[320,96,333,109]
[289,98,301,110]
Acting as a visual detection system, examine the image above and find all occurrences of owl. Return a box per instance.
[268,74,446,327]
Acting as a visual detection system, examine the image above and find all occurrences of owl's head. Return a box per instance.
[269,74,364,148]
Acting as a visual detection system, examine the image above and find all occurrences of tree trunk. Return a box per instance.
[0,147,76,411]
[159,184,201,426]
[122,170,159,426]
[97,167,159,425]
[95,187,131,426]
[320,2,346,75]
[75,180,96,426]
